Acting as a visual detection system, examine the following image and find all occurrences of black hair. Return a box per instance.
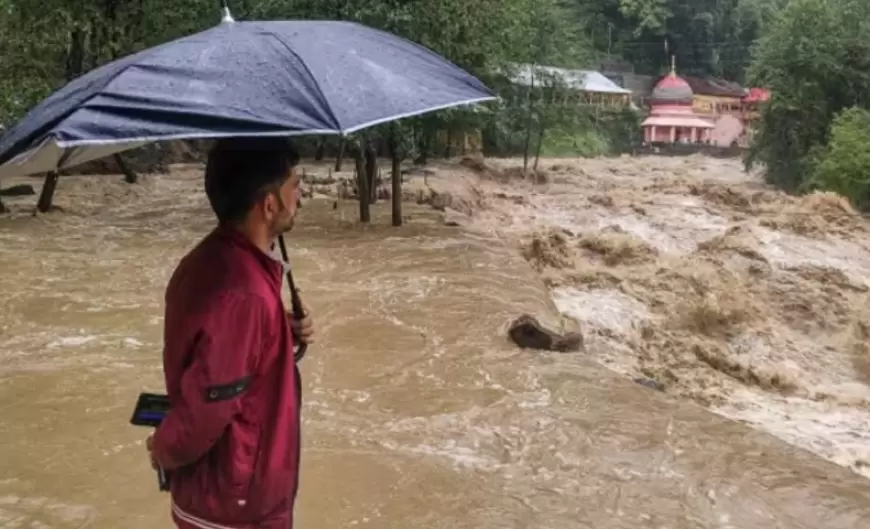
[204,136,300,224]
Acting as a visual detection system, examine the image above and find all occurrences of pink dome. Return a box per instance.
[650,73,693,105]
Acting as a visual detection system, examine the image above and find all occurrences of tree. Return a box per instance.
[565,0,787,81]
[744,0,870,192]
[806,107,870,210]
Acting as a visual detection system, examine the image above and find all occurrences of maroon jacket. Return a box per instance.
[151,226,301,529]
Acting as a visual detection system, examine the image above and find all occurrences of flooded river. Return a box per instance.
[1,161,870,528]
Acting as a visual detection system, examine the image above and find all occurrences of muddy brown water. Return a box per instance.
[1,166,870,528]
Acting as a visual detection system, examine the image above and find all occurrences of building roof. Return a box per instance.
[680,75,747,98]
[603,72,656,98]
[507,63,632,95]
[743,87,770,103]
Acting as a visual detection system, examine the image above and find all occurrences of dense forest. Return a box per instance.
[1,0,870,207]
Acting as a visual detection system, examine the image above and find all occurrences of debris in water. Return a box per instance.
[0,184,35,197]
[633,377,665,391]
[578,227,658,266]
[521,229,574,271]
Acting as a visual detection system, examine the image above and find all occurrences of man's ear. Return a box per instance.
[261,192,276,219]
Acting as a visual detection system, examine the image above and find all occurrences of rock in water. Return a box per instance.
[0,184,35,196]
[508,314,584,352]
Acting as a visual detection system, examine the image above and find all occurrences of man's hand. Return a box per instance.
[146,434,158,470]
[289,307,315,345]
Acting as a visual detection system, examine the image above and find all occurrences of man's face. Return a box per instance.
[261,166,301,237]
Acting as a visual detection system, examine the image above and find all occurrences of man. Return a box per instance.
[146,137,314,529]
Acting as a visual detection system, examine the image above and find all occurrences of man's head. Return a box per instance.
[204,136,301,238]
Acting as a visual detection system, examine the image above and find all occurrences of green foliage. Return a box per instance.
[540,128,610,157]
[805,107,870,210]
[745,0,870,192]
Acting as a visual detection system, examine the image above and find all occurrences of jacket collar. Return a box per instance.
[214,224,285,283]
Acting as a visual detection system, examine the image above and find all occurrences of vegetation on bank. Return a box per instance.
[745,0,870,210]
[2,0,870,210]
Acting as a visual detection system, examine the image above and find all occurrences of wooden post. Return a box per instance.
[389,124,402,227]
[114,154,138,184]
[334,139,345,172]
[37,172,59,213]
[353,144,370,223]
[364,145,377,205]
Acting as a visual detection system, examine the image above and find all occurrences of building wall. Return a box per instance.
[645,126,709,144]
[436,129,482,155]
[691,94,755,147]
[710,114,744,147]
[692,94,743,116]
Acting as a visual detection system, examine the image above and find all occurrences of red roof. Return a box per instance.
[743,88,770,103]
[655,74,690,90]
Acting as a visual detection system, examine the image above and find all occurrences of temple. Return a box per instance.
[641,58,714,145]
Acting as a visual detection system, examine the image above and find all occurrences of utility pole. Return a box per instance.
[608,23,613,56]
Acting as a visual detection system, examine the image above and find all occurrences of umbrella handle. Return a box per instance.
[278,235,308,362]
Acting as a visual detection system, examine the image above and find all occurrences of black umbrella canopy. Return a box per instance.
[0,16,496,178]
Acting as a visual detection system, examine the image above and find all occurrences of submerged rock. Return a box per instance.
[508,314,584,353]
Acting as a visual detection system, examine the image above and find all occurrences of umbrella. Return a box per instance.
[0,12,496,178]
[0,10,497,364]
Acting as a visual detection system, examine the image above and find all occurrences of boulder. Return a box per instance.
[508,314,584,353]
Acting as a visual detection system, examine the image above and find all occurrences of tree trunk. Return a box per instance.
[522,123,533,177]
[353,146,370,223]
[37,172,60,213]
[65,28,86,81]
[334,139,345,172]
[533,120,547,181]
[364,146,377,205]
[114,154,138,184]
[0,196,7,214]
[444,129,453,158]
[522,73,536,178]
[314,139,325,161]
[107,1,119,61]
[415,125,431,165]
[389,125,402,226]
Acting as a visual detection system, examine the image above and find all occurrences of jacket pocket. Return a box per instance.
[224,418,261,495]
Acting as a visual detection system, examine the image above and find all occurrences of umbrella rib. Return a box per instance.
[263,31,343,133]
[340,95,497,136]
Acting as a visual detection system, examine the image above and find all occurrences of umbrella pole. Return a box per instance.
[277,234,308,362]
